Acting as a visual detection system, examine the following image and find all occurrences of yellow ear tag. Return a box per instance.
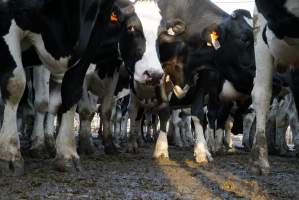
[110,12,118,23]
[210,31,221,50]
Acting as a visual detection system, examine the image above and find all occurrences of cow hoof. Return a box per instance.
[127,142,139,154]
[29,146,49,159]
[194,143,213,164]
[104,144,119,155]
[0,158,24,176]
[153,146,169,159]
[53,156,81,172]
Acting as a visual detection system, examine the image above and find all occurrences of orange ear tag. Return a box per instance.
[110,12,118,23]
[210,31,221,50]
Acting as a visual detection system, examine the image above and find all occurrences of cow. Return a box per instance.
[76,0,164,155]
[251,0,299,174]
[0,0,120,175]
[154,0,255,163]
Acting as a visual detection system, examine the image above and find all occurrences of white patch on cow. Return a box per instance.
[133,1,164,83]
[285,0,299,18]
[153,130,169,158]
[28,33,71,74]
[115,88,130,101]
[56,106,79,160]
[219,80,242,101]
[265,27,299,66]
[243,16,253,28]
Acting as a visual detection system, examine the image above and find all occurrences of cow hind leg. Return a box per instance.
[250,11,272,175]
[0,31,26,176]
[78,114,95,155]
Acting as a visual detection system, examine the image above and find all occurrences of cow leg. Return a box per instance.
[101,99,118,154]
[243,112,256,151]
[45,113,56,157]
[54,106,80,172]
[78,113,95,155]
[120,112,129,144]
[172,110,184,148]
[113,105,122,149]
[275,99,289,156]
[192,116,213,163]
[251,11,272,175]
[0,24,26,175]
[153,109,170,159]
[224,116,233,150]
[44,76,63,156]
[127,95,141,153]
[214,103,232,154]
[29,65,50,158]
[288,99,299,154]
[192,85,213,163]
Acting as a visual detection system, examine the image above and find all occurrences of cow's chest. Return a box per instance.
[267,28,299,66]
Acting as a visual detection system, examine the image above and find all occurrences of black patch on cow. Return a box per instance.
[263,24,270,46]
[0,38,17,102]
[256,0,299,39]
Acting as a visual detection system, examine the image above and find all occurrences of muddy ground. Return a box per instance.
[0,143,299,200]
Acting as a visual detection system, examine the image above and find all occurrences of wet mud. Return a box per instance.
[0,145,298,200]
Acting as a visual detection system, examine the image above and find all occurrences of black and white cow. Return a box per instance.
[77,0,164,154]
[153,0,255,163]
[0,0,120,175]
[251,0,299,174]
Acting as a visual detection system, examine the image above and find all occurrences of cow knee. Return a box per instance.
[2,68,26,105]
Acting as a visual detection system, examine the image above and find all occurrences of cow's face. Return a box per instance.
[158,19,189,97]
[218,9,255,69]
[119,5,146,78]
[127,1,164,88]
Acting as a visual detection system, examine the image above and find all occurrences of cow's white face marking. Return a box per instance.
[132,1,164,84]
[243,16,253,28]
[285,0,299,18]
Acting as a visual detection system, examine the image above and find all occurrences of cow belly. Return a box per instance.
[219,81,243,101]
[267,29,299,66]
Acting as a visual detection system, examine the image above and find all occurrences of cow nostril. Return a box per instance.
[143,70,152,80]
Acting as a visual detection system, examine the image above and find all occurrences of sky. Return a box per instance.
[211,0,254,15]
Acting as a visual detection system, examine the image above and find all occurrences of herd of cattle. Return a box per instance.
[0,0,298,177]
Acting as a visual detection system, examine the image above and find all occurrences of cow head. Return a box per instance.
[158,4,255,99]
[122,0,164,97]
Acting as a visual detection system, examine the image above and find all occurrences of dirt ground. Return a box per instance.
[0,141,299,200]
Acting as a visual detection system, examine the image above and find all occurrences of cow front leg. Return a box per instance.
[250,11,272,175]
[54,106,81,172]
[153,109,170,159]
[224,116,234,150]
[192,116,213,164]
